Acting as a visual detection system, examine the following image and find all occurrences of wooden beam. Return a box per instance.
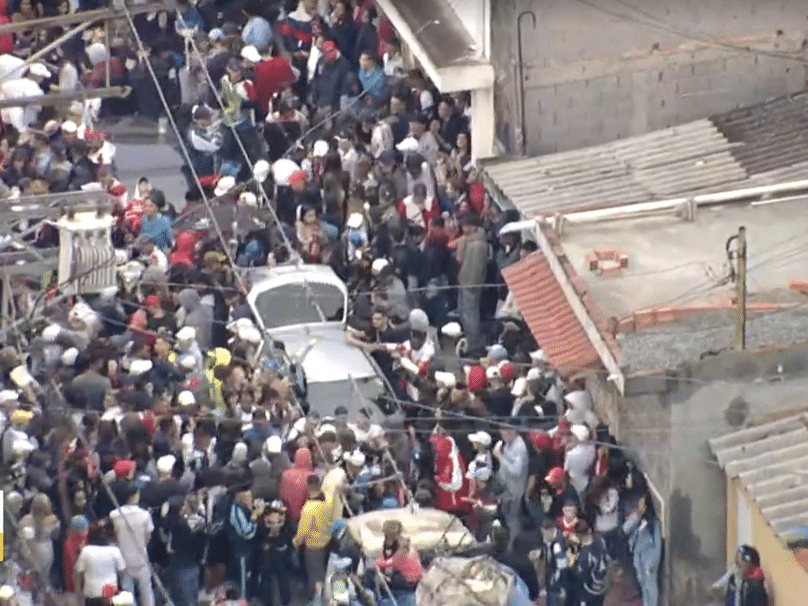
[0,1,176,35]
[0,86,130,108]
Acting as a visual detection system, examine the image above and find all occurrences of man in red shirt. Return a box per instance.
[246,43,298,121]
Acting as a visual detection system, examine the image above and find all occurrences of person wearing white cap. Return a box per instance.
[564,424,596,504]
[214,175,237,198]
[0,62,48,133]
[467,431,493,489]
[240,44,262,65]
[374,308,435,402]
[109,483,155,606]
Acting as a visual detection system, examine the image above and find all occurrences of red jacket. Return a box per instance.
[374,549,423,583]
[431,435,470,513]
[253,57,296,116]
[279,447,313,521]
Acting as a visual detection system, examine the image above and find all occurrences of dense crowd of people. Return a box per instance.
[0,1,690,606]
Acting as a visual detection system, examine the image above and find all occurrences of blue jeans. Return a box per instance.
[169,564,199,606]
[457,286,483,354]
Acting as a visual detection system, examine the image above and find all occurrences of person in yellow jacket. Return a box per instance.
[293,473,333,602]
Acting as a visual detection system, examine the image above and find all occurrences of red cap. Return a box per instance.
[113,459,135,479]
[198,174,218,189]
[498,361,514,382]
[143,294,159,308]
[288,169,307,186]
[466,365,486,392]
[84,130,105,144]
[321,40,338,60]
[187,376,200,390]
[101,585,117,599]
[528,430,553,451]
[544,466,563,485]
[108,183,126,197]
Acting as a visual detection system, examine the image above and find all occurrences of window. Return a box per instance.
[254,282,344,329]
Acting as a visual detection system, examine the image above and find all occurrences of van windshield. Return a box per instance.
[253,282,345,329]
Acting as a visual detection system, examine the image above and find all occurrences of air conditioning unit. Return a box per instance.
[57,212,116,296]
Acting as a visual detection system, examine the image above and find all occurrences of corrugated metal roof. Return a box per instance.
[710,90,808,176]
[483,119,747,216]
[501,237,618,376]
[709,414,808,539]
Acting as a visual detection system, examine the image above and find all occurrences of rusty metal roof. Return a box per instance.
[709,414,808,540]
[710,91,808,176]
[483,119,748,217]
[501,239,619,376]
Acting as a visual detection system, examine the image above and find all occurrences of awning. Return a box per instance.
[375,0,494,92]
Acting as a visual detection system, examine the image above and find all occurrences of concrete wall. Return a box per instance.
[609,344,808,605]
[492,0,808,155]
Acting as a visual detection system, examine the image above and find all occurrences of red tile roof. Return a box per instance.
[501,233,619,376]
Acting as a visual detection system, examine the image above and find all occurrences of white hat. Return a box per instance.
[214,175,237,197]
[42,324,61,342]
[468,431,492,447]
[272,158,300,186]
[396,137,419,152]
[486,365,500,381]
[253,159,270,183]
[511,376,528,397]
[564,390,591,412]
[61,120,77,134]
[570,424,590,442]
[129,359,153,375]
[61,347,79,366]
[441,322,463,338]
[0,586,15,599]
[111,592,135,606]
[176,326,196,343]
[239,191,258,206]
[177,354,197,371]
[371,258,389,275]
[28,63,50,78]
[0,390,18,403]
[316,424,336,438]
[409,308,429,332]
[264,435,282,454]
[313,140,329,157]
[177,390,196,406]
[228,318,262,344]
[240,45,261,63]
[526,367,541,381]
[344,449,366,467]
[346,212,364,229]
[156,454,176,475]
[434,371,456,389]
[12,439,35,457]
[529,350,546,363]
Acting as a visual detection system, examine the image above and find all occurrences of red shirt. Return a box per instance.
[253,57,296,116]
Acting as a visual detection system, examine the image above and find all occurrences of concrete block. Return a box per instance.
[624,373,671,396]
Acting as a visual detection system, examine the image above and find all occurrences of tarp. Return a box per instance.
[416,556,532,606]
[346,507,476,559]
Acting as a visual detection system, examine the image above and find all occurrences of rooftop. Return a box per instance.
[709,414,808,542]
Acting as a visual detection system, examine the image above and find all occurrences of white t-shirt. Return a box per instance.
[0,78,43,133]
[109,504,154,569]
[74,544,126,597]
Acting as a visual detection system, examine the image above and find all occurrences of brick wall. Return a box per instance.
[493,0,808,155]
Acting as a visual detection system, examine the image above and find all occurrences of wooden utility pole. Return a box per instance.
[734,226,747,350]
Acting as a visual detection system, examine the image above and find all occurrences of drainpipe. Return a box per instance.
[516,10,536,156]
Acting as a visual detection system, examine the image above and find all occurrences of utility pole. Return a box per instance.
[734,226,747,350]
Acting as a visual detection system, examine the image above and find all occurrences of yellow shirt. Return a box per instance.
[294,495,333,549]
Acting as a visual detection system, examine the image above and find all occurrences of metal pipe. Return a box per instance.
[104,20,111,89]
[516,10,536,156]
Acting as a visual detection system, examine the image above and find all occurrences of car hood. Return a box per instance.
[268,324,378,383]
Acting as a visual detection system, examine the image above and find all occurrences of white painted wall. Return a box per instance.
[447,0,489,59]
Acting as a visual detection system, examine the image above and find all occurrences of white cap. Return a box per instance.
[156,454,176,475]
[272,158,300,186]
[468,431,492,447]
[177,390,196,406]
[313,139,329,157]
[486,365,500,381]
[111,592,135,606]
[0,390,18,403]
[571,424,590,442]
[316,424,336,438]
[176,326,196,343]
[441,322,463,338]
[344,449,366,467]
[564,390,591,411]
[61,347,79,366]
[240,45,261,63]
[228,318,262,344]
[239,192,258,206]
[214,175,237,197]
[129,359,153,375]
[28,63,50,78]
[41,324,61,342]
[253,159,270,183]
[434,371,456,389]
[409,308,429,332]
[346,212,364,229]
[526,367,541,381]
[12,439,35,456]
[0,585,15,599]
[529,350,546,363]
[264,435,282,454]
[371,258,389,275]
[61,120,77,133]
